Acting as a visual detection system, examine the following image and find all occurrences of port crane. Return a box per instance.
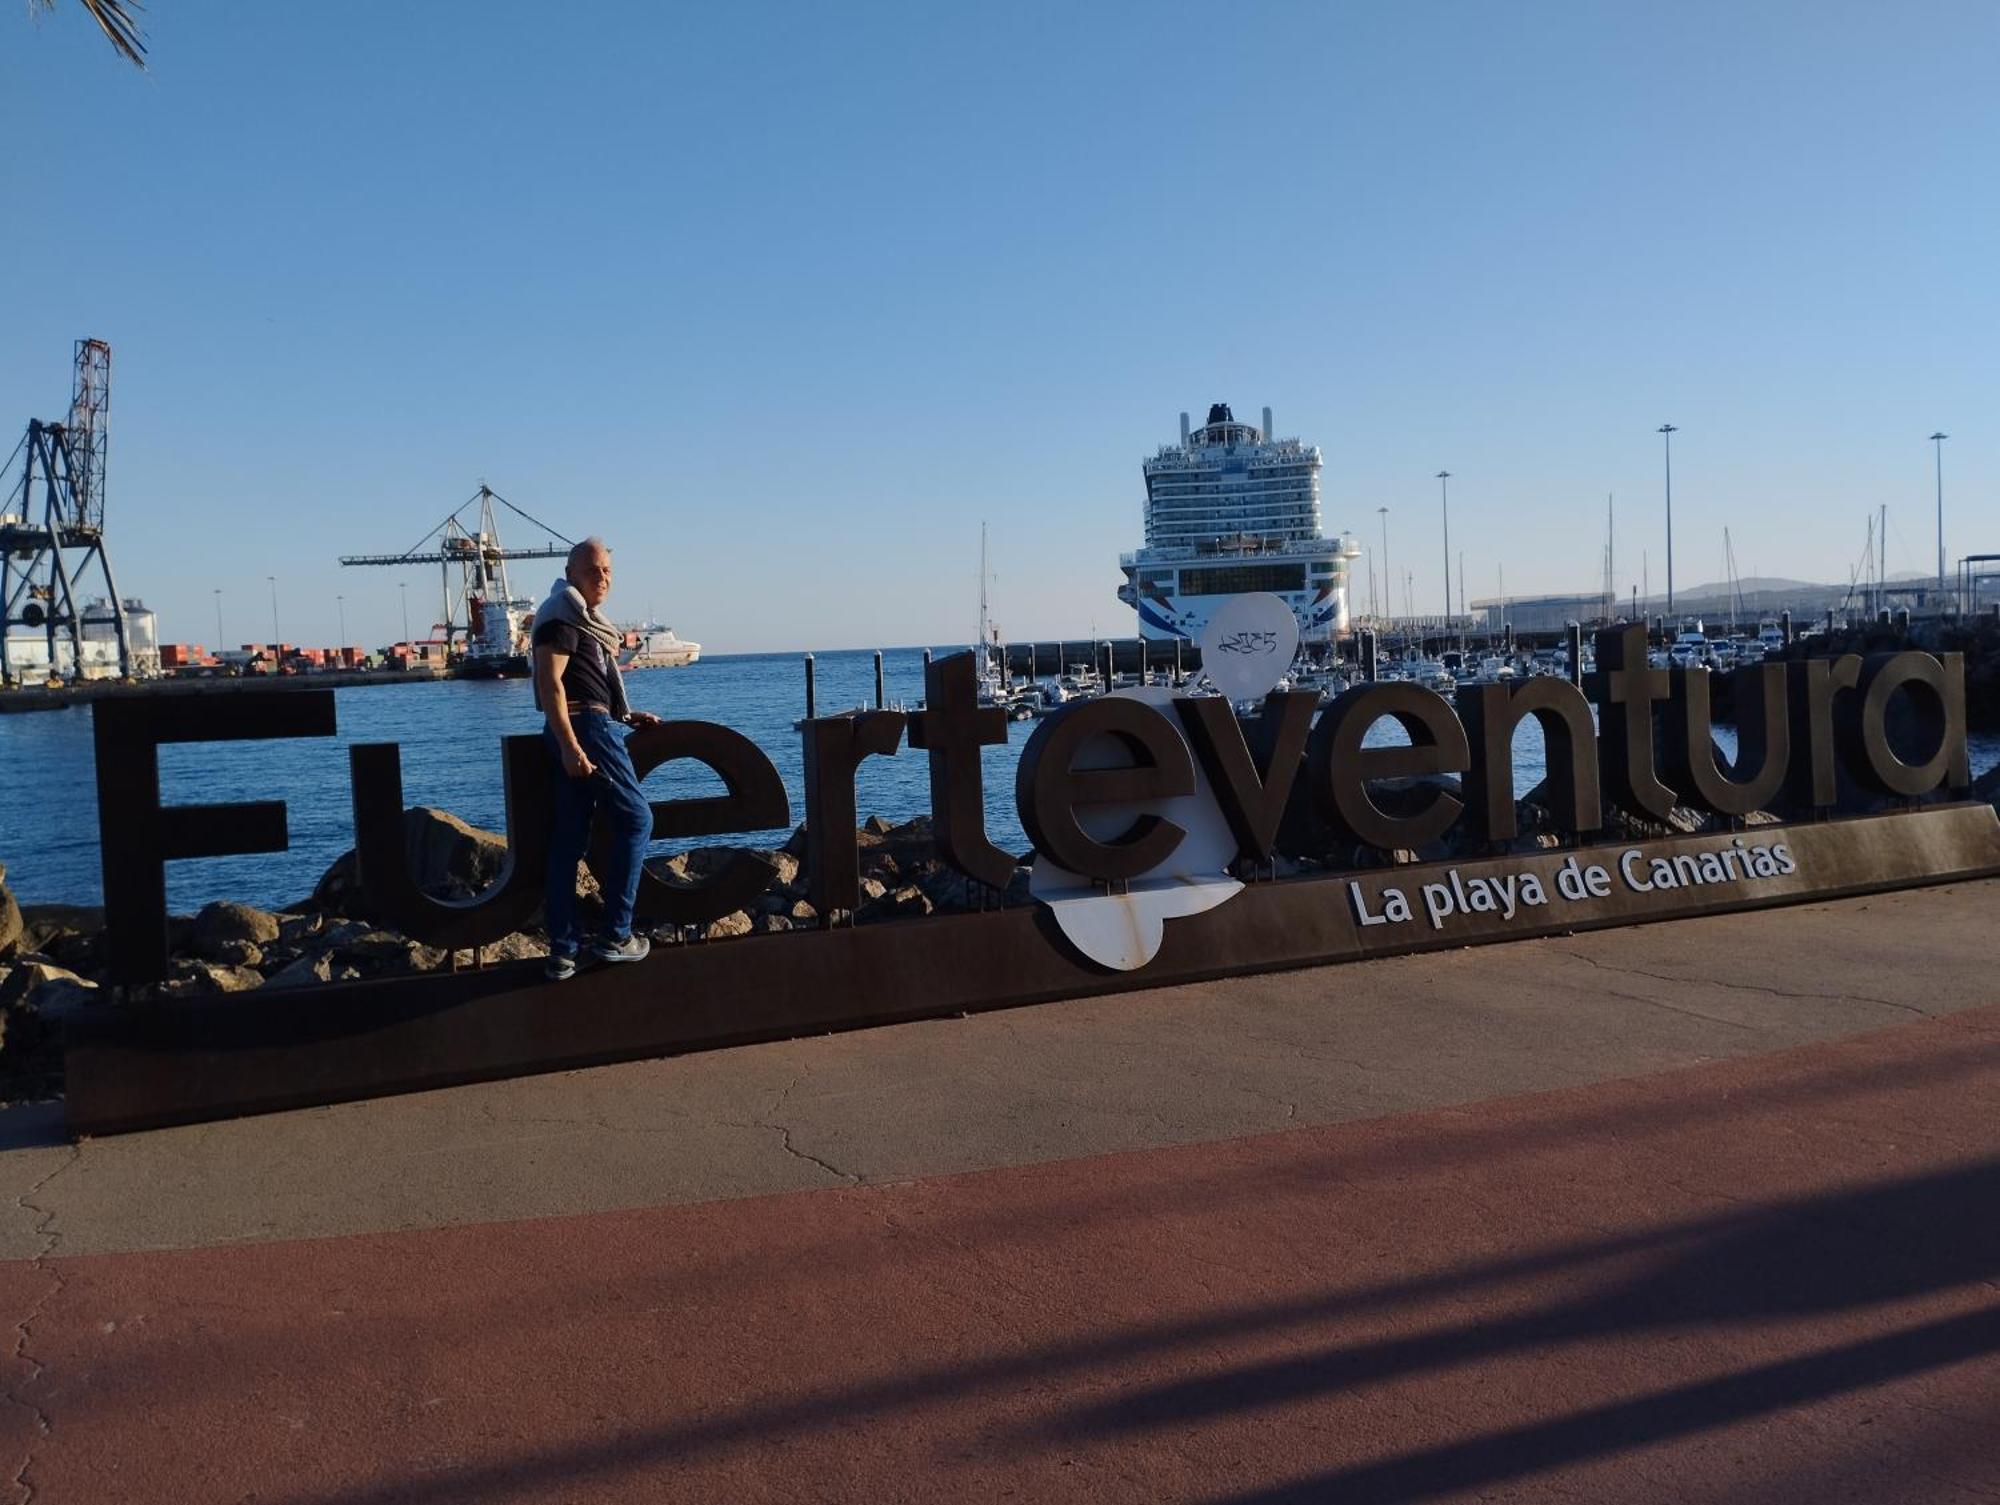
[1,339,130,687]
[340,485,571,662]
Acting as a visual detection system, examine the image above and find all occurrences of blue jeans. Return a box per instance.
[544,714,653,956]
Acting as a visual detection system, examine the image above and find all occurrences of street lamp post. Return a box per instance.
[1435,472,1452,623]
[1377,506,1390,626]
[1930,432,1949,610]
[1657,425,1678,620]
[336,594,347,645]
[399,583,410,644]
[212,588,223,650]
[267,576,280,648]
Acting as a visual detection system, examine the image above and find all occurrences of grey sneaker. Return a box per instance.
[590,933,652,965]
[545,953,577,982]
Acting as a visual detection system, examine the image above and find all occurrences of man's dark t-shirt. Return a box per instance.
[533,620,617,709]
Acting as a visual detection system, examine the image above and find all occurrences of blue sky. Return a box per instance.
[4,1,1994,652]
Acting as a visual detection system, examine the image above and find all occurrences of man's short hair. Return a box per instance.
[566,537,609,576]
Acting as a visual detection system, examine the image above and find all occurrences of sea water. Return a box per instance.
[0,647,1993,912]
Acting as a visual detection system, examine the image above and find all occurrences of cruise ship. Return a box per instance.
[1117,404,1362,645]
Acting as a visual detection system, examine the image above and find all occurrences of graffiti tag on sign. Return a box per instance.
[1198,593,1300,704]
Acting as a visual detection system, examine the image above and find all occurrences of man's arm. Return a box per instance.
[534,644,595,778]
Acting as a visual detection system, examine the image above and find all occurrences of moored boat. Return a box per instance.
[620,624,700,669]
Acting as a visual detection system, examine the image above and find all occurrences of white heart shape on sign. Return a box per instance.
[1028,686,1249,970]
[1043,875,1245,972]
[1198,592,1299,703]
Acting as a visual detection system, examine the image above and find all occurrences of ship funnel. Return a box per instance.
[1262,406,1273,441]
[1179,411,1190,446]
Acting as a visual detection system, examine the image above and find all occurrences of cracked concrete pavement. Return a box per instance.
[0,879,1992,1261]
[2,1146,73,1504]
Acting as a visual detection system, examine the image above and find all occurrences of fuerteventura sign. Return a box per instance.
[65,618,1999,1134]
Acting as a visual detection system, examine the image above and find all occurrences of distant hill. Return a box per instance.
[1664,570,1933,600]
[1673,576,1822,599]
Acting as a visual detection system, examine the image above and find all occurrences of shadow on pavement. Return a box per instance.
[230,1154,2000,1505]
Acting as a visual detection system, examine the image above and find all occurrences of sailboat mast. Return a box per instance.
[1724,526,1736,630]
[1607,493,1615,614]
[977,520,990,664]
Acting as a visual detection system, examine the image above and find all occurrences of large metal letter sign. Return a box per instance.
[349,734,553,949]
[95,691,337,983]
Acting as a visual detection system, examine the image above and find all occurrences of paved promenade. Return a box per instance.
[0,881,1995,1500]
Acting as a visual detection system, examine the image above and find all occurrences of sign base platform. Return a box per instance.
[64,803,2000,1136]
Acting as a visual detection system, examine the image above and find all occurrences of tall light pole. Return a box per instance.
[1377,506,1390,624]
[1435,471,1452,622]
[1930,431,1949,609]
[1658,425,1678,619]
[399,582,410,644]
[267,575,280,646]
[212,588,224,649]
[336,593,347,645]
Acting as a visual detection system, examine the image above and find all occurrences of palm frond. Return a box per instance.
[29,0,147,67]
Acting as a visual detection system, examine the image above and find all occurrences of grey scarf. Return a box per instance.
[532,578,629,718]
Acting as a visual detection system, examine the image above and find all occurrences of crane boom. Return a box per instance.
[339,547,566,567]
[338,484,576,659]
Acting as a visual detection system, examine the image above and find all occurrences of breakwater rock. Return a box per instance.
[4,762,1995,1104]
[0,865,20,959]
[0,808,1034,1102]
[1764,617,2000,729]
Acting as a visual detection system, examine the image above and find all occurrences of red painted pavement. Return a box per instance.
[10,1006,2000,1503]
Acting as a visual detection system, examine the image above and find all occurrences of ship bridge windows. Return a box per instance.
[1180,563,1308,595]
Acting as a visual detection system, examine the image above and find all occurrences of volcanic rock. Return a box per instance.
[479,932,549,963]
[886,884,932,917]
[328,929,447,976]
[311,806,513,917]
[704,910,754,941]
[25,975,97,1019]
[0,865,20,959]
[0,961,83,1011]
[161,959,264,997]
[263,952,334,990]
[190,901,282,960]
[15,905,104,974]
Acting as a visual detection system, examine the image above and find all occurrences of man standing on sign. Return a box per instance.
[532,537,662,980]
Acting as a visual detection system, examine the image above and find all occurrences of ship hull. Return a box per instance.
[622,649,699,669]
[452,653,530,680]
[1119,542,1358,644]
